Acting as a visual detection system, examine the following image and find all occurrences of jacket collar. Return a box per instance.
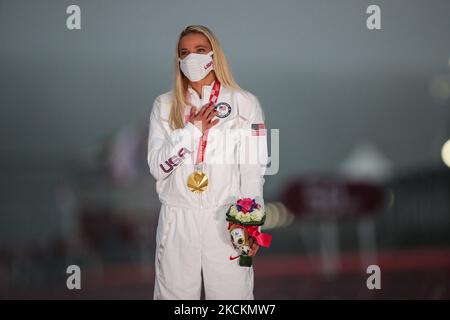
[187,79,217,99]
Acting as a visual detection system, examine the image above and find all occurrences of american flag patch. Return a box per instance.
[251,123,266,136]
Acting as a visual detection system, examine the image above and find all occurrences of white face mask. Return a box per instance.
[179,50,214,82]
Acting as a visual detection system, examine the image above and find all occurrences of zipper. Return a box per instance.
[198,86,210,209]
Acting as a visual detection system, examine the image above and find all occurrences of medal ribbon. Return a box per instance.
[195,80,221,166]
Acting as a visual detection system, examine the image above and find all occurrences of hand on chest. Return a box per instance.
[186,98,241,163]
[185,97,238,130]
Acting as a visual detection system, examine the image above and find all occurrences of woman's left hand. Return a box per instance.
[248,238,260,257]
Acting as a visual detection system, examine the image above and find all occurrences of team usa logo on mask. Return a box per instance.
[214,102,232,118]
[160,147,190,174]
[179,51,214,82]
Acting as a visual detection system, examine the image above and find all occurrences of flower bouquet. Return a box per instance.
[226,198,272,267]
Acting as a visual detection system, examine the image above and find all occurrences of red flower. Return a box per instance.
[237,198,255,213]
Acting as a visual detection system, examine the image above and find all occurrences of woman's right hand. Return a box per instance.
[189,104,219,134]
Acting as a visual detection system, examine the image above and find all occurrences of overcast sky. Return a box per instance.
[1,0,450,231]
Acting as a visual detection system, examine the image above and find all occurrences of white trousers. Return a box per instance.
[153,203,254,300]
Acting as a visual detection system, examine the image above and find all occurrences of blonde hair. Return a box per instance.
[169,25,241,129]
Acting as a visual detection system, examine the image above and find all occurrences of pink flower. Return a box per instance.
[237,198,256,213]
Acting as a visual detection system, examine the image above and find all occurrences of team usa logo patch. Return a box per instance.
[251,123,266,136]
[214,102,232,118]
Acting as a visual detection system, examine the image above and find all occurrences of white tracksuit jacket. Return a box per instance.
[147,82,268,300]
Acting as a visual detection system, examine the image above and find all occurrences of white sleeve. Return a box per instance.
[147,96,202,181]
[238,95,268,213]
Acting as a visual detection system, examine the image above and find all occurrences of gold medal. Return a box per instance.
[187,81,220,194]
[187,171,209,193]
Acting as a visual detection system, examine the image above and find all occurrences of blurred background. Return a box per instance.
[1,0,450,299]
